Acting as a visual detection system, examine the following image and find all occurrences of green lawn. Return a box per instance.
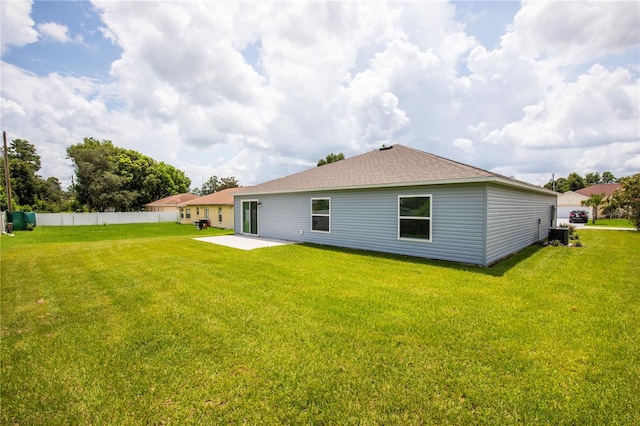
[2,224,639,424]
[584,218,636,228]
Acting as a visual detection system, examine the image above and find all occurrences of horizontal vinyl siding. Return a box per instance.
[236,184,486,265]
[486,184,557,265]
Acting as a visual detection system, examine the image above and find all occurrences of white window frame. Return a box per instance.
[398,194,432,242]
[311,197,331,233]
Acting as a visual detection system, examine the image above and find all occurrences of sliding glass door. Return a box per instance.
[242,201,258,235]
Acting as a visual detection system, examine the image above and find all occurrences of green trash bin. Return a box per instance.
[6,212,35,231]
[24,212,36,230]
[10,212,26,231]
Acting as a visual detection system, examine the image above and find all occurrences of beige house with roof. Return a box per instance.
[177,187,244,228]
[557,184,621,218]
[233,144,557,266]
[144,193,199,213]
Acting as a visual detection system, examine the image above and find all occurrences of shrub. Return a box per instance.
[608,173,640,230]
[574,240,583,247]
[548,239,563,246]
[559,223,576,235]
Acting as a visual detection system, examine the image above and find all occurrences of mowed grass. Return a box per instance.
[584,218,636,228]
[1,224,639,424]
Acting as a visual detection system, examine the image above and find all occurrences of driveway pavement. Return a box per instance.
[194,235,296,250]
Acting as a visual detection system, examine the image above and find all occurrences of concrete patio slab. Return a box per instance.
[193,235,296,250]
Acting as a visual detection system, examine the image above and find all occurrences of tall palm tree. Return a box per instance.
[581,193,606,224]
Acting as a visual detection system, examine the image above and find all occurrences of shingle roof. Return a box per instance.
[178,187,246,207]
[144,192,199,207]
[236,144,550,195]
[575,183,621,197]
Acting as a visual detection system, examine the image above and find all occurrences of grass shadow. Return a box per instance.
[297,242,545,277]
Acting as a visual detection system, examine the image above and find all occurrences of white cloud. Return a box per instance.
[36,22,84,44]
[502,0,640,65]
[0,0,39,54]
[0,0,638,191]
[453,137,473,153]
[1,97,26,117]
[450,1,640,183]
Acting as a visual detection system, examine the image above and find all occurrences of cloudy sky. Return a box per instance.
[1,0,639,190]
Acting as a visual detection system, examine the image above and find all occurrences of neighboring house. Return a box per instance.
[575,184,620,198]
[178,187,245,228]
[576,183,621,218]
[557,184,621,218]
[233,144,557,266]
[144,193,199,212]
[557,191,589,219]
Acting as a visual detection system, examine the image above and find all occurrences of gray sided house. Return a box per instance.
[234,145,557,266]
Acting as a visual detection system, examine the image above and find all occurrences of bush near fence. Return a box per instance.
[35,212,179,226]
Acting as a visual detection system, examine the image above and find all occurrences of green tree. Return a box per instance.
[197,175,220,195]
[67,138,190,211]
[67,138,119,211]
[194,175,239,195]
[113,149,189,207]
[608,174,640,230]
[4,139,41,208]
[585,172,601,186]
[33,177,73,212]
[0,138,70,212]
[601,171,616,184]
[581,193,606,224]
[144,162,190,202]
[545,177,569,193]
[317,152,345,167]
[567,172,586,192]
[219,176,239,191]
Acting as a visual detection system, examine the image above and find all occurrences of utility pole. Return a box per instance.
[3,131,13,214]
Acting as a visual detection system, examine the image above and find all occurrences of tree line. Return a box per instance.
[1,138,71,213]
[544,171,617,193]
[1,137,239,213]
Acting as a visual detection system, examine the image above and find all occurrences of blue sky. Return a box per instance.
[1,0,638,190]
[3,1,121,78]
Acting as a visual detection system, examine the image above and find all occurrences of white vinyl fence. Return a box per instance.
[36,211,179,226]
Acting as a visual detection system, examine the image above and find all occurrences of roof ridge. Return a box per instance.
[235,143,551,195]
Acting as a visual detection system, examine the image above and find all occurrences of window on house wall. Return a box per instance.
[311,198,330,232]
[398,195,432,241]
[218,207,223,223]
[205,208,209,218]
[186,208,191,219]
[180,210,184,218]
[196,207,200,216]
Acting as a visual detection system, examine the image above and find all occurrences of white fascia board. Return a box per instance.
[234,176,556,197]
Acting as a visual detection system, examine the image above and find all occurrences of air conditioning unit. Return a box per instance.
[548,227,569,245]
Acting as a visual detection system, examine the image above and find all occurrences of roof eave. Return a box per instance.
[234,176,556,196]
